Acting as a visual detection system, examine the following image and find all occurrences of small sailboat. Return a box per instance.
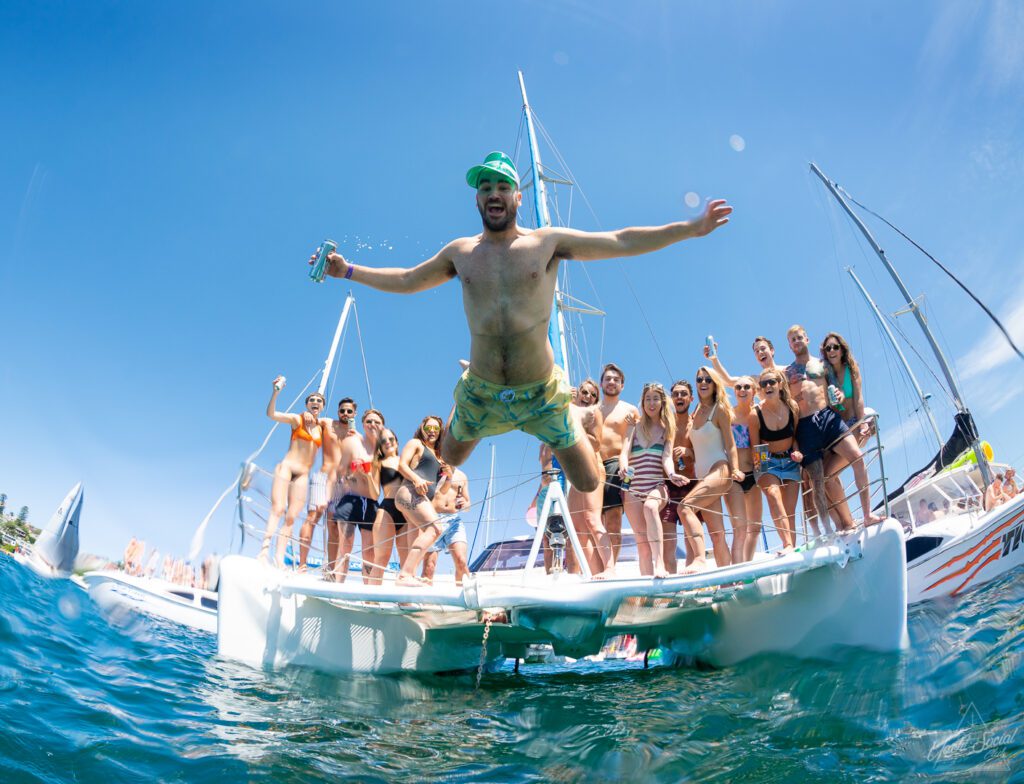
[215,73,910,676]
[812,165,1024,604]
[14,482,82,578]
[83,292,365,633]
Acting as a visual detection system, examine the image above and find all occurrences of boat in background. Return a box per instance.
[813,165,1024,605]
[82,571,219,633]
[14,482,82,579]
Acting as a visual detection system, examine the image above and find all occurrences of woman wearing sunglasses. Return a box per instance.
[749,368,803,552]
[618,382,685,578]
[569,380,616,578]
[682,368,743,570]
[260,378,326,568]
[394,415,451,586]
[820,333,869,444]
[366,428,410,585]
[729,376,761,562]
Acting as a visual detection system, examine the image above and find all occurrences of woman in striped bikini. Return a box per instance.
[618,383,687,578]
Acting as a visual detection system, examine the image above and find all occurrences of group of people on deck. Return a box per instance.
[257,321,882,586]
[259,380,474,587]
[531,325,881,579]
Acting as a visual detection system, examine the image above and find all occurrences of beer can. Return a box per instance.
[753,444,769,472]
[309,239,337,283]
[274,376,286,391]
[705,335,716,358]
[622,466,635,490]
[827,384,840,406]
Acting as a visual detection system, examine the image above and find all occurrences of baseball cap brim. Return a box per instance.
[466,163,519,189]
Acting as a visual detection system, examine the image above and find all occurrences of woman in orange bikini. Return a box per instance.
[260,377,325,567]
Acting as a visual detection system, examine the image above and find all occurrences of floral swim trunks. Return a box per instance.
[449,365,581,450]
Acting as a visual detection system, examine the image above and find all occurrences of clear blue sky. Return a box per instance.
[3,2,1022,562]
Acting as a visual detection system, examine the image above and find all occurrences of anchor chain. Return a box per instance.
[474,616,494,690]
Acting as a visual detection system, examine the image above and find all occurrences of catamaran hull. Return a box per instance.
[83,572,218,634]
[217,521,907,675]
[907,495,1024,604]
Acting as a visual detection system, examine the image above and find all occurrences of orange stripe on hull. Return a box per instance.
[926,509,1024,577]
[951,551,1003,597]
[924,538,1001,594]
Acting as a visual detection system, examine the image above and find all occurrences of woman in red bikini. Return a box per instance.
[260,377,325,568]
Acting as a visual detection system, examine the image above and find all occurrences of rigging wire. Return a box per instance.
[352,300,375,410]
[844,192,1024,366]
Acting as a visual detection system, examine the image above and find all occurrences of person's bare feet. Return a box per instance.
[653,567,670,579]
[395,573,425,587]
[679,559,708,575]
[591,568,616,581]
[778,545,795,557]
[863,513,885,526]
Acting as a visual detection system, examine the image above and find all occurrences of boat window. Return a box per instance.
[200,596,218,610]
[906,536,945,562]
[170,590,194,601]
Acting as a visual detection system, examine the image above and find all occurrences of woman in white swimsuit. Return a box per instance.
[684,367,744,570]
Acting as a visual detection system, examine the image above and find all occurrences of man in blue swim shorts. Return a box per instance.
[786,325,883,535]
[318,151,732,493]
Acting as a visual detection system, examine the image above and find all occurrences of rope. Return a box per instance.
[351,300,375,410]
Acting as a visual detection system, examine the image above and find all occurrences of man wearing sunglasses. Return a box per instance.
[662,380,698,571]
[330,402,387,581]
[598,362,639,561]
[785,326,881,533]
[319,152,731,494]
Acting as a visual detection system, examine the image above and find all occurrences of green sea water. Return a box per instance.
[2,555,1022,783]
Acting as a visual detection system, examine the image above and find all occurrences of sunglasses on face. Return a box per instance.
[695,376,713,384]
[423,425,441,433]
[308,399,324,405]
[734,384,753,391]
[339,408,355,415]
[671,390,690,397]
[824,344,841,352]
[382,436,397,444]
[759,379,779,389]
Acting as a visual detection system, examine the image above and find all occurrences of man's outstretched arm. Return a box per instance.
[551,199,731,261]
[320,244,457,293]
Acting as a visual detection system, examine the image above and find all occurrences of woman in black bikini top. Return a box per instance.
[368,428,410,585]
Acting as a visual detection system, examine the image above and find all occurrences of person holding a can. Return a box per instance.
[260,378,326,568]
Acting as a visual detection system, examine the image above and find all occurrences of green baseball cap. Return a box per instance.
[466,151,520,189]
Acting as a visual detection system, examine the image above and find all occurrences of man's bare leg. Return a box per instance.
[603,507,624,563]
[552,440,601,493]
[804,461,833,539]
[830,436,884,526]
[450,541,469,584]
[421,550,439,583]
[334,523,356,582]
[298,506,325,572]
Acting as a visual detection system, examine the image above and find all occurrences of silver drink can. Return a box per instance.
[309,239,337,283]
[827,385,840,406]
[705,335,716,357]
[622,466,635,490]
[274,376,286,391]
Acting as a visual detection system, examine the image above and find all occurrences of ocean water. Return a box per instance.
[2,556,1023,783]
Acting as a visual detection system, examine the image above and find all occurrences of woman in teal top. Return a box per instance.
[820,332,869,444]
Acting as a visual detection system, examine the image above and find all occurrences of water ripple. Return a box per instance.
[3,555,1024,782]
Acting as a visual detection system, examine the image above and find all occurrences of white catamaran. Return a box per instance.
[215,74,910,676]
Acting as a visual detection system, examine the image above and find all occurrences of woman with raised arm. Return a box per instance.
[729,376,761,562]
[568,380,615,578]
[821,332,869,444]
[618,382,686,578]
[260,378,325,568]
[394,415,451,586]
[750,367,803,552]
[683,368,743,570]
[367,428,407,585]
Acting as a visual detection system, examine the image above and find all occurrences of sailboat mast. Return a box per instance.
[847,268,944,449]
[811,163,993,485]
[518,71,570,377]
[319,291,355,395]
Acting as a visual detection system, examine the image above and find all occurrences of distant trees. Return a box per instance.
[16,506,29,524]
[0,493,6,516]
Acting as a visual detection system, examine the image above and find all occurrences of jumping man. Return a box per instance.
[321,152,731,491]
